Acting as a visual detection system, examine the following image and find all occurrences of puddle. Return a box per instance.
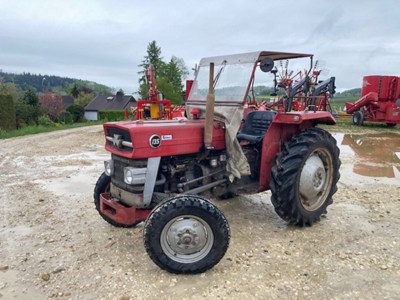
[32,151,109,197]
[334,132,400,180]
[34,170,98,197]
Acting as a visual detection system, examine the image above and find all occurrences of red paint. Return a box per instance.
[104,119,226,159]
[100,193,151,225]
[185,80,194,101]
[136,64,173,120]
[346,75,400,124]
[361,75,400,101]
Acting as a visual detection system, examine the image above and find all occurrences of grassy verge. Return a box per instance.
[320,114,400,134]
[331,97,358,111]
[0,121,103,139]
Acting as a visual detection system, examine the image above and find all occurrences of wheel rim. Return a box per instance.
[299,148,334,211]
[160,215,214,263]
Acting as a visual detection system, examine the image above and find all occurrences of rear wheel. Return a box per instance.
[94,172,141,228]
[270,128,340,226]
[352,111,364,126]
[143,195,230,274]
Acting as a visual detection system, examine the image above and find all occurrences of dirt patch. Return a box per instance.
[0,125,399,299]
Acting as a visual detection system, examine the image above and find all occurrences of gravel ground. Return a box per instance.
[0,125,399,300]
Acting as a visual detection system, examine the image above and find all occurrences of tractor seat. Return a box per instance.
[237,111,276,144]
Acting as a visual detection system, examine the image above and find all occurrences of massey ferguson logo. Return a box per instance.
[112,134,123,148]
[149,135,161,148]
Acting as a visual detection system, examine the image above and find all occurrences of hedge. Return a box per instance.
[98,110,125,121]
[0,94,16,131]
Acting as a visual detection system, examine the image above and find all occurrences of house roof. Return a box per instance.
[85,95,136,111]
[62,96,74,109]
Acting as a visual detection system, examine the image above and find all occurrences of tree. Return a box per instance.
[0,70,111,96]
[157,77,182,104]
[21,88,39,106]
[0,94,16,131]
[76,92,95,107]
[67,104,84,122]
[0,82,22,103]
[68,83,80,98]
[39,92,63,121]
[15,89,41,126]
[137,41,188,103]
[15,102,40,128]
[138,41,166,99]
[172,56,189,80]
[139,41,165,77]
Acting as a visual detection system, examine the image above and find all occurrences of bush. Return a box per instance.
[38,115,56,127]
[66,104,84,122]
[57,111,74,124]
[15,102,41,128]
[39,92,63,121]
[0,94,16,131]
[0,128,7,137]
[98,110,125,121]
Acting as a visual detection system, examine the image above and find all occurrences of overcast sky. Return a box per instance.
[1,0,399,94]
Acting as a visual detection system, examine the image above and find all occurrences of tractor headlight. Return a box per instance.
[123,167,146,185]
[104,160,114,176]
[124,167,134,184]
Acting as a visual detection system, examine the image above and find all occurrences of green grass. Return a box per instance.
[330,96,358,111]
[320,114,400,133]
[0,121,103,139]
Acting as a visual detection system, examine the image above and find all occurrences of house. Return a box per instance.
[84,92,136,121]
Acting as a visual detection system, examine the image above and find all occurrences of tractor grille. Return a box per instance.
[111,155,147,193]
[105,127,133,152]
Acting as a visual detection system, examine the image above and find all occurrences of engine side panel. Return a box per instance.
[104,120,226,159]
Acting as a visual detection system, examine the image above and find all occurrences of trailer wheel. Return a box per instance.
[352,111,364,126]
[94,172,141,228]
[143,195,230,274]
[270,128,340,226]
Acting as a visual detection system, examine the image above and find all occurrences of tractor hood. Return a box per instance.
[103,119,226,159]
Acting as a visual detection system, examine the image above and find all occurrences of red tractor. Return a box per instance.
[345,75,400,127]
[94,51,341,274]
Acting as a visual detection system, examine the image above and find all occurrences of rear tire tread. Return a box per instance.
[270,128,341,226]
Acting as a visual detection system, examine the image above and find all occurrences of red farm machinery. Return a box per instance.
[345,75,400,127]
[95,51,340,274]
[134,64,185,121]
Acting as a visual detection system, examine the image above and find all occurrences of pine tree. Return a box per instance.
[138,41,165,79]
[137,41,188,104]
[21,88,39,106]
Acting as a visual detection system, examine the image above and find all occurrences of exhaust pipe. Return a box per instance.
[204,62,215,150]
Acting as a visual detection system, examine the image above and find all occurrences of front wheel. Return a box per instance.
[94,172,141,228]
[352,110,364,126]
[143,195,230,274]
[270,128,341,226]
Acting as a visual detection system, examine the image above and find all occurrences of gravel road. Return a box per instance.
[1,125,399,299]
